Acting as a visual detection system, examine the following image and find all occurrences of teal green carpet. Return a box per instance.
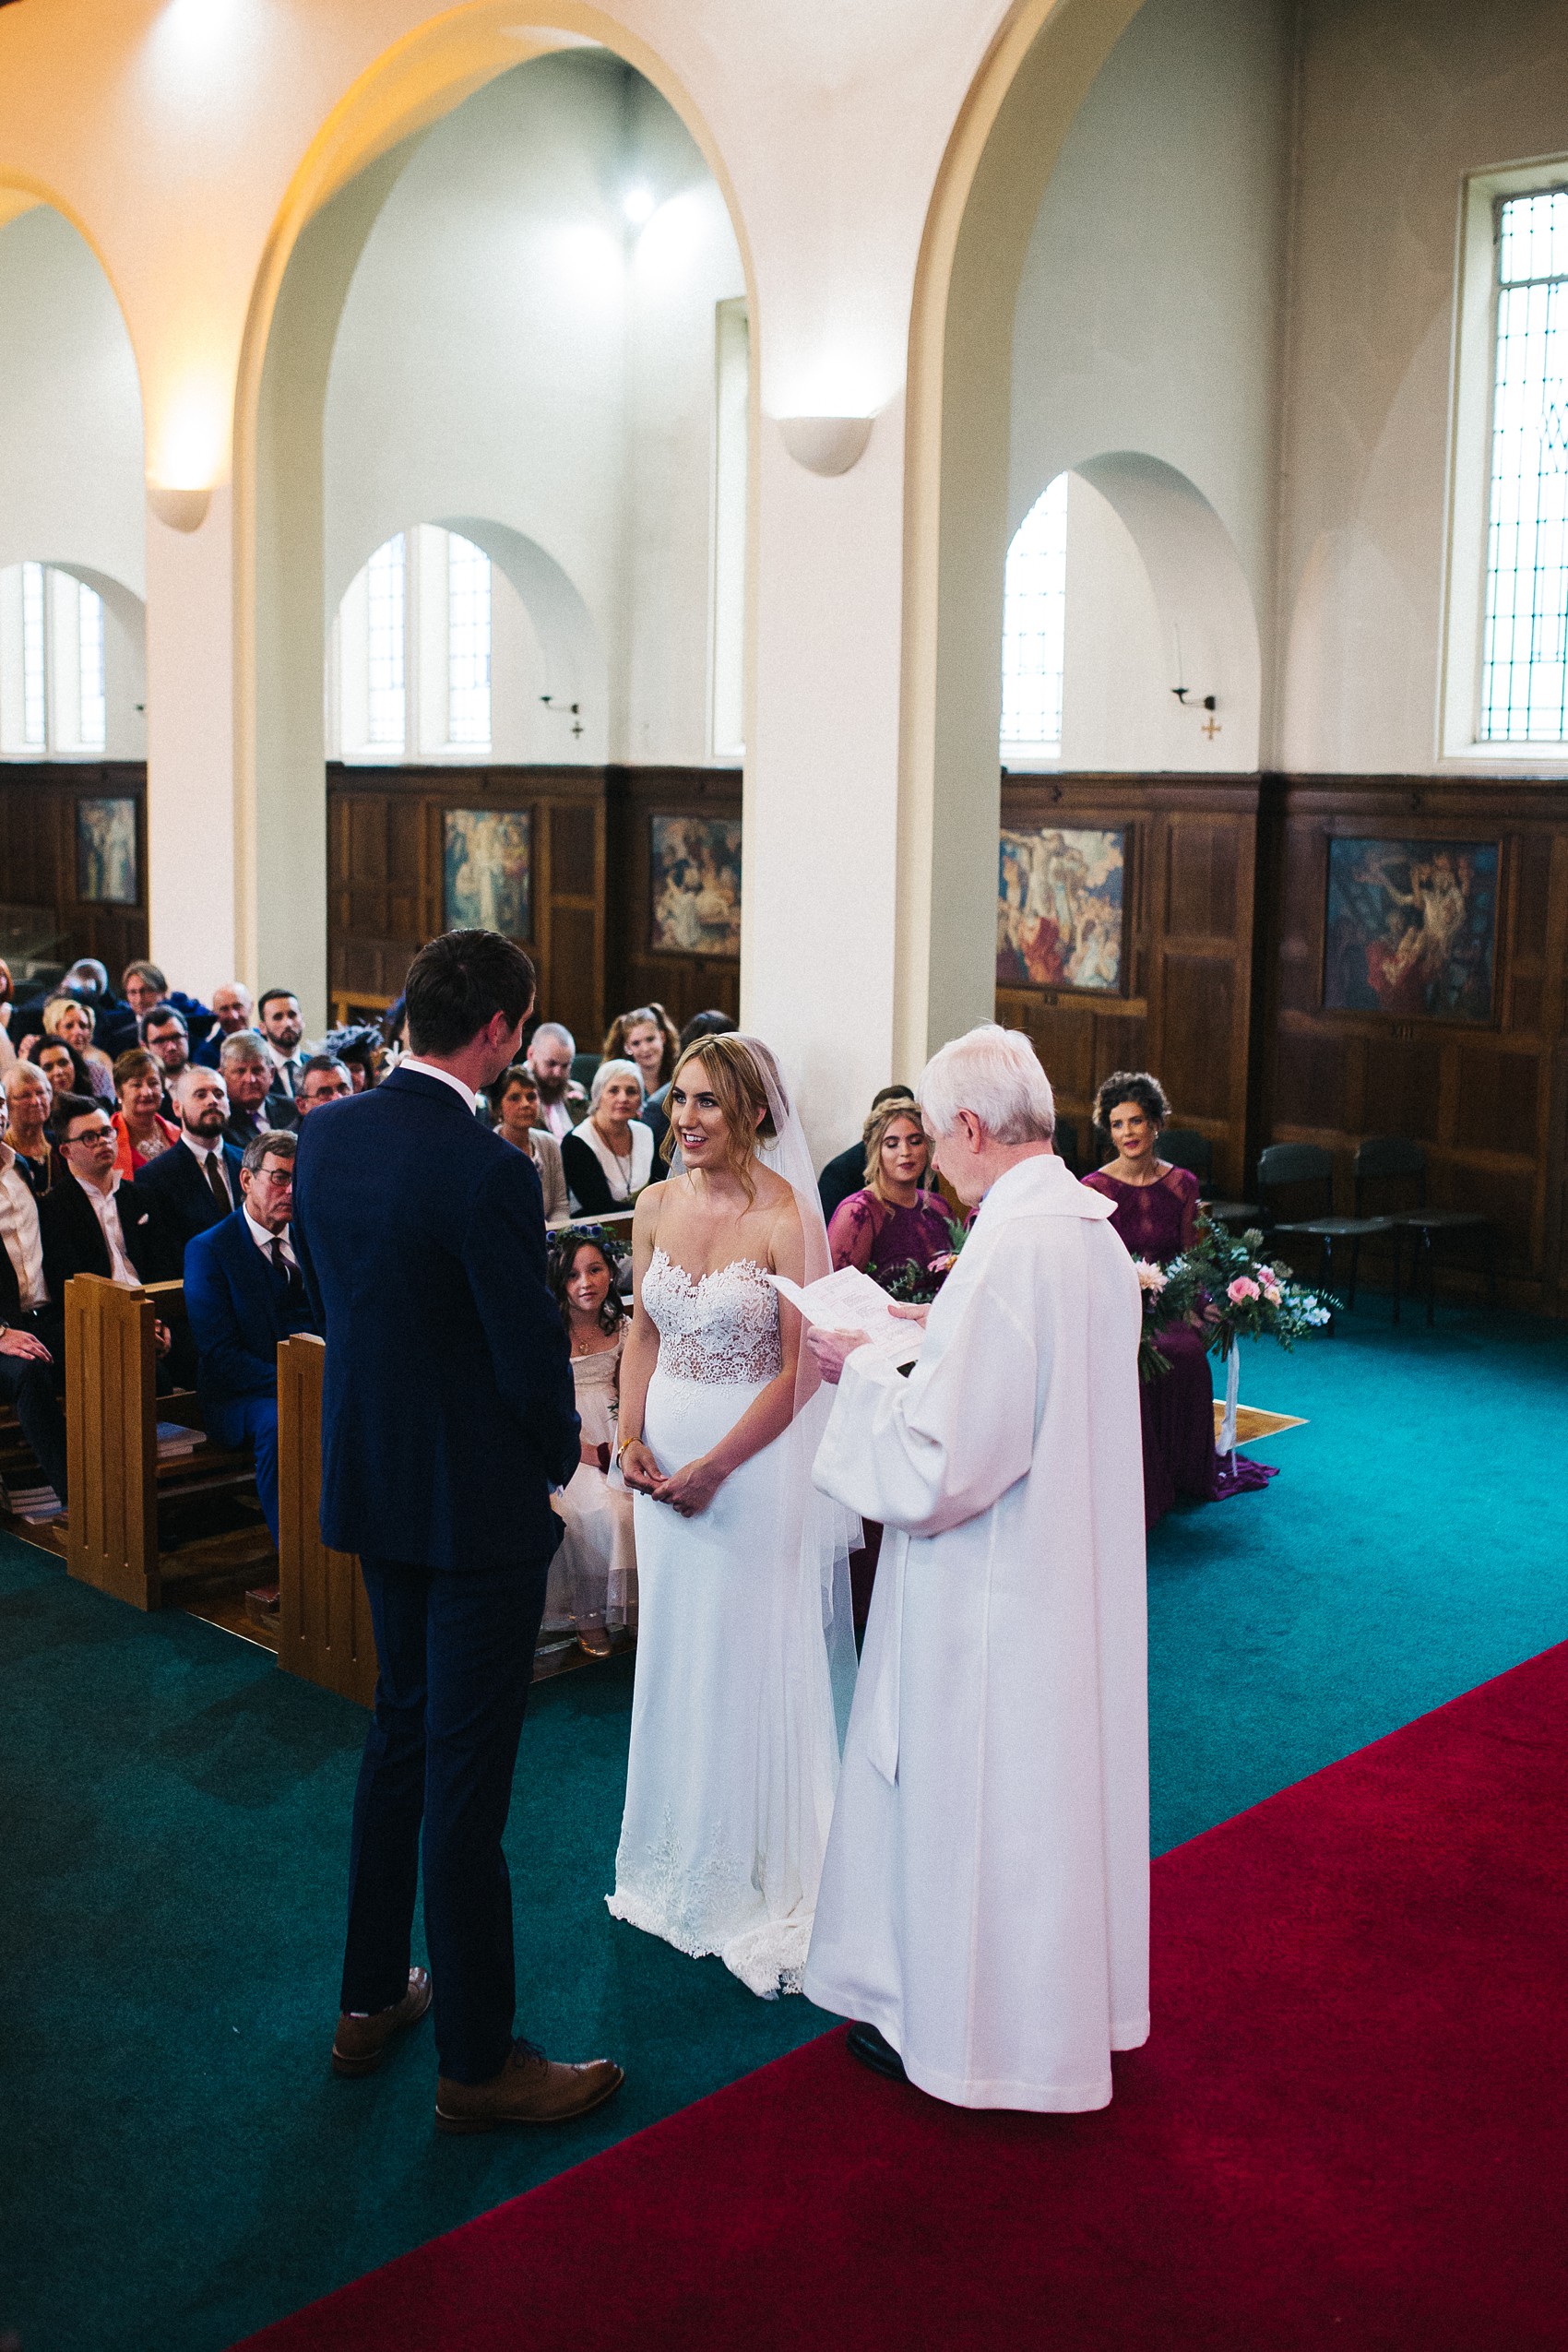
[3,1303,1565,2352]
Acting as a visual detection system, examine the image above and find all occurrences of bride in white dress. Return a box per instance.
[608,1035,857,1996]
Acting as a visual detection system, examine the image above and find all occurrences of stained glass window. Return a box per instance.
[365,534,406,748]
[1001,473,1069,754]
[446,533,492,747]
[1480,188,1568,741]
[78,581,106,751]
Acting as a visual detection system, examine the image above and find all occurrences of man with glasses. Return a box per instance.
[184,1131,317,1544]
[38,1095,169,1360]
[140,1004,193,1114]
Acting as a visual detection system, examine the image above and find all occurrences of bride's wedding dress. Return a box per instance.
[606,1242,843,1996]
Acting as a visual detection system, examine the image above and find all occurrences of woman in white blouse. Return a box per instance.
[562,1059,656,1214]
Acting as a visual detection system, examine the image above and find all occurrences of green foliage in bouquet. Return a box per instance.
[875,1211,970,1306]
[1146,1216,1334,1366]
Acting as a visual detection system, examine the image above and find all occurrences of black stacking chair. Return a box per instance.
[1053,1114,1079,1174]
[1352,1136,1497,1326]
[1254,1142,1395,1317]
[1162,1126,1260,1233]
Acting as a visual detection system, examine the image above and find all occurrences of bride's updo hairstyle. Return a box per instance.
[917,1022,1055,1144]
[661,1031,778,1198]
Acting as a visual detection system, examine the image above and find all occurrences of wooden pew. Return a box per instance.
[64,1273,272,1611]
[276,1333,379,1708]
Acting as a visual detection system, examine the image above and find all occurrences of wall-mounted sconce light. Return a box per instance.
[540,693,584,740]
[777,415,874,477]
[1171,684,1221,741]
[147,483,212,533]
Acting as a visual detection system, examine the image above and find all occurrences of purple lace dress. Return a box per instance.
[1082,1164,1276,1532]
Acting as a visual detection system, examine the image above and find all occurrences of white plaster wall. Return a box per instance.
[323,50,742,767]
[1008,0,1290,770]
[0,206,148,757]
[1277,0,1568,775]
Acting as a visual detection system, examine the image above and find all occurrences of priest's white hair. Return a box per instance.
[918,1022,1055,1146]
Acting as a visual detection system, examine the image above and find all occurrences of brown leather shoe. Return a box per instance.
[434,2040,624,2134]
[331,1967,433,2078]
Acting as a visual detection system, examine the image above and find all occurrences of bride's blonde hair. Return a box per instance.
[660,1033,778,1200]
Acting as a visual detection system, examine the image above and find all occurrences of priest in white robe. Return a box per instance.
[802,1023,1148,2111]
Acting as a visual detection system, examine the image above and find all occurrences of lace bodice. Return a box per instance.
[643,1247,783,1385]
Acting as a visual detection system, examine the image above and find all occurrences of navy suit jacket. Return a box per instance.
[291,1067,579,1572]
[133,1135,245,1277]
[183,1209,318,1425]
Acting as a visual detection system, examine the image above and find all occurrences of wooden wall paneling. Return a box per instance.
[0,761,149,979]
[997,774,1259,1191]
[602,765,742,1039]
[1260,778,1568,1306]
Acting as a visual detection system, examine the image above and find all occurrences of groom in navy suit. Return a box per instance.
[292,930,624,2132]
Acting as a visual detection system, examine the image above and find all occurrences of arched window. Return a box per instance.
[1001,472,1069,757]
[336,526,493,758]
[0,562,108,756]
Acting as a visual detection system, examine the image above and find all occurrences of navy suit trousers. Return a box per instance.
[339,1556,548,2084]
[0,1343,68,1507]
[208,1396,280,1545]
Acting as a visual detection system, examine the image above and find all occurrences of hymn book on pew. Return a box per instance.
[766,1267,925,1369]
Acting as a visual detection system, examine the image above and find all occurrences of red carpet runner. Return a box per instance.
[241,1645,1568,2352]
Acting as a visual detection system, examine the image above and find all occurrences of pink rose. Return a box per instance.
[1227,1276,1260,1304]
[1256,1265,1277,1284]
[1263,1284,1282,1307]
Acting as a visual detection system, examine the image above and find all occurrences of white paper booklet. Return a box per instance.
[767,1266,925,1368]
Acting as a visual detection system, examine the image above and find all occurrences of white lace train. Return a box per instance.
[606,1253,841,1997]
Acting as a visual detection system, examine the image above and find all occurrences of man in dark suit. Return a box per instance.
[134,1063,245,1278]
[220,1034,296,1150]
[293,929,622,2132]
[183,1129,317,1542]
[39,1095,171,1368]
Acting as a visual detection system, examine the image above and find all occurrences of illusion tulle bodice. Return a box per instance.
[643,1247,783,1385]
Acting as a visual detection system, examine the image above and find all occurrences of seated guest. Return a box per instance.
[40,1098,169,1366]
[30,1035,91,1111]
[134,1063,244,1276]
[0,1123,70,1510]
[41,993,116,1101]
[139,1003,191,1111]
[122,959,214,1053]
[324,1025,386,1091]
[527,1020,587,1140]
[818,1083,917,1222]
[220,1033,295,1147]
[542,1228,636,1656]
[194,981,258,1067]
[111,1048,179,1177]
[184,1131,318,1544]
[827,1097,955,1288]
[604,1004,679,1159]
[602,1004,678,1095]
[257,988,308,1099]
[294,1054,353,1114]
[493,1063,568,1221]
[1082,1069,1275,1530]
[562,1060,653,1213]
[4,1063,60,1197]
[0,954,18,1076]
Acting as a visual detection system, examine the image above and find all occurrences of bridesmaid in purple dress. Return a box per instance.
[1082,1070,1274,1532]
[826,1100,954,1288]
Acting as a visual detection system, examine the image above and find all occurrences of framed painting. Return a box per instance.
[443,807,531,940]
[650,814,742,958]
[75,797,138,906]
[996,825,1125,993]
[1323,837,1499,1023]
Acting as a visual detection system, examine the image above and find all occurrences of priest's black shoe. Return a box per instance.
[846,2022,908,2083]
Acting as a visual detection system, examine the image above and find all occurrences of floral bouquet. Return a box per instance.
[1144,1217,1332,1450]
[875,1209,971,1306]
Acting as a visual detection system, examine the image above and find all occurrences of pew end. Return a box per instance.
[276,1334,379,1708]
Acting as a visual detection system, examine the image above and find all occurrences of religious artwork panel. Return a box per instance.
[996,826,1125,993]
[1323,837,1499,1023]
[444,807,531,940]
[649,814,742,958]
[75,797,138,906]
